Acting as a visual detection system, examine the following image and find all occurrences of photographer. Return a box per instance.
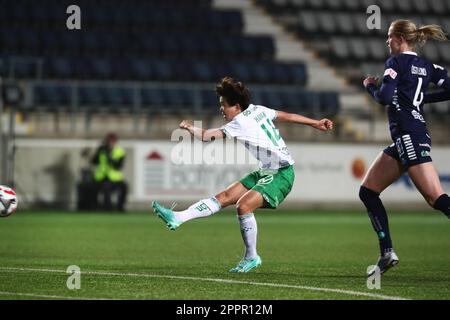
[92,133,128,212]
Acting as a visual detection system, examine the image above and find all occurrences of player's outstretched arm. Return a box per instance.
[274,111,333,131]
[179,120,225,142]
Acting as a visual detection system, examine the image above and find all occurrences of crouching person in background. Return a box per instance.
[92,133,128,212]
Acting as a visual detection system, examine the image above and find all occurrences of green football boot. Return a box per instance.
[152,201,181,231]
[229,255,262,273]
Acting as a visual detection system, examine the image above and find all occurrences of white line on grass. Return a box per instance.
[0,267,409,300]
[0,291,107,300]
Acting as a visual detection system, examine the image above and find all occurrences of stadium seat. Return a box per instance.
[129,59,153,81]
[429,0,447,14]
[34,84,72,109]
[288,64,307,85]
[0,57,6,77]
[319,91,340,118]
[150,60,174,81]
[298,12,320,33]
[141,88,166,107]
[102,87,134,110]
[412,0,430,14]
[368,39,387,61]
[90,59,114,80]
[78,86,105,107]
[438,43,450,64]
[422,42,440,63]
[335,13,355,34]
[331,38,351,60]
[349,38,370,61]
[318,12,337,34]
[192,61,214,82]
[341,0,361,11]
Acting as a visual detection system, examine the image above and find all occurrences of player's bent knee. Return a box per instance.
[215,191,234,208]
[433,194,450,216]
[236,202,251,216]
[359,185,379,204]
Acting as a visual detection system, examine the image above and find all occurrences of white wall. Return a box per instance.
[12,138,450,210]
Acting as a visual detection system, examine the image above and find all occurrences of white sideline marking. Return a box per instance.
[0,291,106,300]
[0,267,409,300]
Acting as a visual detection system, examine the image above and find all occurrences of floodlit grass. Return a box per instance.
[0,210,449,300]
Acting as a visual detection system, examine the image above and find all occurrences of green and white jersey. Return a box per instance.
[221,104,295,170]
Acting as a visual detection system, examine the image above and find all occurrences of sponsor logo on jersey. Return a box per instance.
[411,110,425,123]
[257,175,274,185]
[384,68,397,79]
[421,150,430,157]
[419,143,431,148]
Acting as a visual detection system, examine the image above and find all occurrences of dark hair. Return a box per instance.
[105,132,118,143]
[215,76,250,110]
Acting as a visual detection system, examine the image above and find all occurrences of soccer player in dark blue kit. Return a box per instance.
[362,20,450,276]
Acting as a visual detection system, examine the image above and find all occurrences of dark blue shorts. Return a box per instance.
[383,132,432,169]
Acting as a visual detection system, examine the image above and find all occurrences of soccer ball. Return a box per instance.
[0,185,18,218]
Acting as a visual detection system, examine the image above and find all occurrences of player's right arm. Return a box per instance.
[179,120,225,142]
[424,64,450,103]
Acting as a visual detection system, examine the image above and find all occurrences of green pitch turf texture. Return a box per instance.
[0,209,449,300]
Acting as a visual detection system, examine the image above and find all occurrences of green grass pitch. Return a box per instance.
[0,209,449,300]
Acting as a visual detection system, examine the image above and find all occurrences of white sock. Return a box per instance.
[174,197,221,223]
[238,213,258,259]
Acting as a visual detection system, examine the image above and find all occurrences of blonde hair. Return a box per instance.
[390,19,448,47]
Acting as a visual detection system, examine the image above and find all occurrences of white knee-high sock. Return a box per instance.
[238,213,258,259]
[174,197,221,223]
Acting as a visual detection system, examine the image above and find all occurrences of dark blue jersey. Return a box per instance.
[367,52,450,139]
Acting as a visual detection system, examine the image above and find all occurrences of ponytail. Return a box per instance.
[416,24,447,46]
[390,20,448,47]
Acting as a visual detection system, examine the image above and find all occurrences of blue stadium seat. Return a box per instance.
[13,58,38,78]
[271,63,290,84]
[90,58,114,80]
[250,62,271,83]
[20,30,40,54]
[281,91,304,113]
[45,57,74,79]
[260,91,283,109]
[102,87,134,109]
[319,91,340,117]
[288,64,307,85]
[34,84,72,109]
[256,36,275,60]
[192,61,213,82]
[129,59,153,81]
[303,91,321,116]
[78,86,105,106]
[0,57,6,77]
[150,60,174,81]
[163,88,190,109]
[231,62,252,83]
[56,31,82,56]
[141,88,166,107]
[200,89,218,110]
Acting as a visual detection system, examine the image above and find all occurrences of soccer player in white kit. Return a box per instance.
[153,77,333,273]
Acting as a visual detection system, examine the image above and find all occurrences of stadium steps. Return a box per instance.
[213,0,373,140]
[213,0,348,91]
